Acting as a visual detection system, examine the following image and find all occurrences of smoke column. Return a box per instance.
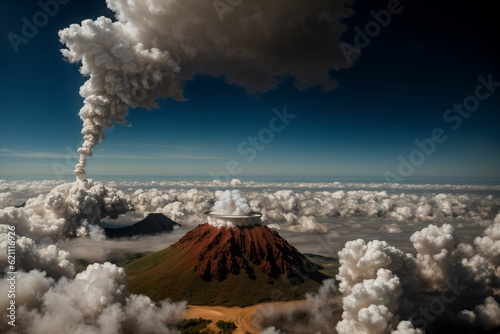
[58,0,356,179]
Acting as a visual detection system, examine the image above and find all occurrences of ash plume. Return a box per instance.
[58,0,356,179]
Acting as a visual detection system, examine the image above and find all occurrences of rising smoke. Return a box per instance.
[207,189,257,227]
[58,0,356,179]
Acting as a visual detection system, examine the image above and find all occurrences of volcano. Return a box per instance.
[104,213,180,238]
[125,223,332,306]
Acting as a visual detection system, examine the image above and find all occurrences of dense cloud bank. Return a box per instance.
[0,180,185,334]
[333,219,500,333]
[102,179,500,191]
[0,263,186,334]
[0,180,132,278]
[260,217,500,333]
[129,186,499,233]
[1,179,499,234]
[1,179,499,333]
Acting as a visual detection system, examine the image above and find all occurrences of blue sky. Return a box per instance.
[0,0,499,183]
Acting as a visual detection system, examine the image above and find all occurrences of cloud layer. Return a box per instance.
[1,179,499,333]
[0,263,186,334]
[0,180,186,334]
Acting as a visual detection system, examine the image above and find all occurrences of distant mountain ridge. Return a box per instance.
[104,213,180,238]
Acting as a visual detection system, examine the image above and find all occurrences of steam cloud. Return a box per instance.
[59,0,356,179]
[212,190,251,216]
[207,189,259,228]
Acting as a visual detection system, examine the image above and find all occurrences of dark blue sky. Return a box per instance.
[1,0,499,183]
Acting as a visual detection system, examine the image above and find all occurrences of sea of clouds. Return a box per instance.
[0,178,499,333]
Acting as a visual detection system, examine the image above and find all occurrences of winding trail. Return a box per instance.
[183,299,321,334]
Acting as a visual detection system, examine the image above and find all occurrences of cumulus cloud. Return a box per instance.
[474,213,500,273]
[2,179,499,236]
[0,263,186,334]
[0,180,132,240]
[336,269,406,333]
[0,192,13,209]
[0,180,190,333]
[0,227,75,278]
[4,179,497,235]
[125,185,500,233]
[337,239,417,295]
[473,297,500,330]
[59,0,356,179]
[0,180,64,202]
[93,179,500,192]
[211,189,250,216]
[0,180,133,278]
[392,321,424,334]
[333,221,500,333]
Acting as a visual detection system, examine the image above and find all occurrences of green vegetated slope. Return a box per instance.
[125,244,340,307]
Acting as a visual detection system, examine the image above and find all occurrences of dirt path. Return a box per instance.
[184,300,317,334]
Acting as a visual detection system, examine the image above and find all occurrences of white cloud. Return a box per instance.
[0,149,67,159]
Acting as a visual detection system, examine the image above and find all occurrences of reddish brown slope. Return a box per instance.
[174,223,317,281]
